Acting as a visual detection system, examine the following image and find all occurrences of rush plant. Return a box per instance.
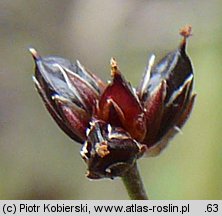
[30,25,195,199]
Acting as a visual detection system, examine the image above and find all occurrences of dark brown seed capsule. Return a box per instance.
[31,25,196,178]
[30,48,105,143]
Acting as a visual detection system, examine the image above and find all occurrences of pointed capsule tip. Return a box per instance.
[110,57,119,77]
[179,25,192,51]
[110,57,117,66]
[29,47,40,60]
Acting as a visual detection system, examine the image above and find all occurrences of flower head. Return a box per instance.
[30,26,196,179]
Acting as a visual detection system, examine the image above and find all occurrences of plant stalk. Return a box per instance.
[121,162,148,200]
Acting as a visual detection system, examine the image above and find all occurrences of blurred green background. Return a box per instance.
[0,0,221,200]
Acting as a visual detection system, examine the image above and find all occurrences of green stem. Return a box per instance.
[121,162,148,200]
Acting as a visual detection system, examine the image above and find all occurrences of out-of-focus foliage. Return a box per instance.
[0,0,221,199]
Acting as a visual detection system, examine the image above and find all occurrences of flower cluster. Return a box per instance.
[30,26,195,179]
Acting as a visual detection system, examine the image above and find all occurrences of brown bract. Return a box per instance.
[30,26,196,179]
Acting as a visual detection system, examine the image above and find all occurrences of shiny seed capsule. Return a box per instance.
[30,25,196,179]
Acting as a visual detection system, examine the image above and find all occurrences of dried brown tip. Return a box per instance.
[29,47,40,60]
[179,25,192,51]
[110,57,119,77]
[180,25,192,38]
